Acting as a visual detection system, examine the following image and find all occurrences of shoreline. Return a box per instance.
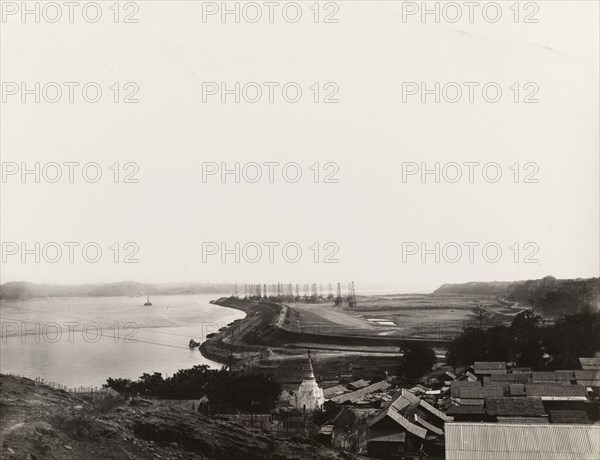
[200,297,453,366]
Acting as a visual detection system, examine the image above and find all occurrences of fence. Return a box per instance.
[153,399,205,412]
[5,373,115,399]
[197,404,319,437]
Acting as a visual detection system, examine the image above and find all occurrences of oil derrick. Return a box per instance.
[319,284,324,300]
[327,283,334,300]
[263,284,267,299]
[243,284,248,299]
[310,283,318,302]
[347,281,357,308]
[233,282,238,298]
[287,283,293,298]
[295,284,300,302]
[303,283,310,302]
[334,282,343,306]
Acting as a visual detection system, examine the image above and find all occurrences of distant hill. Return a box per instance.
[0,281,235,300]
[434,276,600,316]
[434,281,511,296]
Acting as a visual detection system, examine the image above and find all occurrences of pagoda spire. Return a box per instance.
[304,349,315,381]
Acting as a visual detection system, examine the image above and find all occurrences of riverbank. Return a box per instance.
[199,297,451,382]
[201,298,452,360]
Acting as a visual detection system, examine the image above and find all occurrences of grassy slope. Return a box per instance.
[0,374,365,460]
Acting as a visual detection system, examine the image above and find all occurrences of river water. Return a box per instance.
[0,294,244,388]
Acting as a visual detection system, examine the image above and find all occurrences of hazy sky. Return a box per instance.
[1,1,598,289]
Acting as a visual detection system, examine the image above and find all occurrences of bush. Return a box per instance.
[50,406,98,439]
[93,393,127,413]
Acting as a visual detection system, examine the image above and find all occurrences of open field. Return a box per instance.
[200,294,531,379]
[285,294,529,340]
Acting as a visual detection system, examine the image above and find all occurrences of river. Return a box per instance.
[0,294,244,388]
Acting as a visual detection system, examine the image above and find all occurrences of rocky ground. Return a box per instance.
[0,374,365,460]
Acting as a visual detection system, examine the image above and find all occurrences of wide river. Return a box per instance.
[0,294,245,388]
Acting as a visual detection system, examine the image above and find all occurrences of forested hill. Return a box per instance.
[0,281,234,299]
[435,276,600,315]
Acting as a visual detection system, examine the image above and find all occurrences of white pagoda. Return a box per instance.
[293,350,324,412]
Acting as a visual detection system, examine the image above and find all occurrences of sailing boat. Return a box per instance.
[144,295,152,306]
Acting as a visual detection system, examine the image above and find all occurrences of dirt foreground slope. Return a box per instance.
[0,374,364,460]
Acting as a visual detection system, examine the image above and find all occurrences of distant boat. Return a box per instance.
[144,295,152,306]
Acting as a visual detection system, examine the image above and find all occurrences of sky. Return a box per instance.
[1,1,598,290]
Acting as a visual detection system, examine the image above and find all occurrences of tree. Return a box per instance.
[543,312,600,369]
[446,310,600,371]
[446,326,515,367]
[398,343,436,385]
[104,365,282,413]
[475,303,486,329]
[511,311,545,368]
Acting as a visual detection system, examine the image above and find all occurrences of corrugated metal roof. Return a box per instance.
[466,371,478,381]
[496,417,549,424]
[574,370,600,387]
[485,397,545,417]
[455,398,485,406]
[318,424,334,435]
[490,373,529,383]
[348,379,369,390]
[525,384,588,398]
[368,432,406,443]
[386,408,427,439]
[511,367,532,373]
[549,410,592,424]
[451,380,481,397]
[458,386,504,399]
[509,384,527,396]
[474,362,507,371]
[331,380,390,404]
[446,423,600,460]
[419,398,453,422]
[447,405,486,415]
[413,414,444,436]
[579,357,600,371]
[532,371,574,383]
[323,385,349,399]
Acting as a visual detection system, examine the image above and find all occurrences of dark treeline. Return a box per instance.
[103,365,281,413]
[447,310,600,369]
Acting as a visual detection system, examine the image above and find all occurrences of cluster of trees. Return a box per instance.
[104,365,281,413]
[447,310,600,370]
[397,343,437,385]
